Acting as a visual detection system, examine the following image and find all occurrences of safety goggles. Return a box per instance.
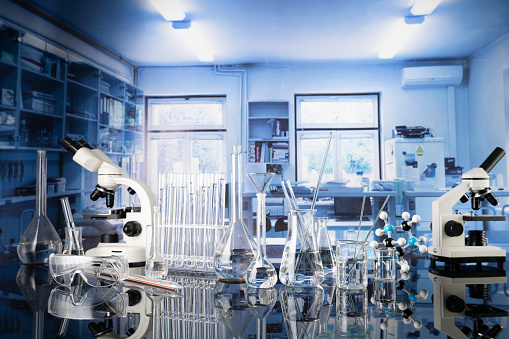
[49,254,129,288]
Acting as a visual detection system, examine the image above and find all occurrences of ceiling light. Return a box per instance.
[172,21,214,62]
[149,0,185,21]
[410,0,442,15]
[377,16,425,59]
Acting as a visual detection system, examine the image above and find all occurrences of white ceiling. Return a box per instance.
[18,0,509,67]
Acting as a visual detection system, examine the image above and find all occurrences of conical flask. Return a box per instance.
[245,172,277,288]
[279,209,324,286]
[18,150,62,264]
[316,217,336,290]
[214,146,256,283]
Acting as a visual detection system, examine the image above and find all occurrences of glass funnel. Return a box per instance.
[214,146,256,283]
[246,287,277,339]
[245,172,277,288]
[18,150,62,264]
[279,209,324,286]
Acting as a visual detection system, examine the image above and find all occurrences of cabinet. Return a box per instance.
[0,24,145,248]
[247,101,290,164]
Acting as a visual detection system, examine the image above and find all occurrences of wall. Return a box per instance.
[138,61,469,180]
[467,33,509,185]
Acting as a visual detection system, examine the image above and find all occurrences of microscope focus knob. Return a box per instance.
[124,221,142,237]
[446,295,466,313]
[444,220,463,237]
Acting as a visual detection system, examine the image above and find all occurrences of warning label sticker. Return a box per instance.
[416,146,424,157]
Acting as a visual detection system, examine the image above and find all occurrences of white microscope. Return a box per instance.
[428,147,506,277]
[61,137,156,269]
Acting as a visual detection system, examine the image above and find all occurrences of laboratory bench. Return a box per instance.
[1,241,509,339]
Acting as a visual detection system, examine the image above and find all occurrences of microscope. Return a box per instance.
[429,272,507,339]
[61,137,156,269]
[428,147,506,277]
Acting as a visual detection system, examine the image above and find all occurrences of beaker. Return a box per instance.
[18,150,62,264]
[374,248,397,281]
[280,285,324,338]
[214,146,256,283]
[245,172,277,288]
[279,209,324,286]
[335,288,370,338]
[336,240,368,289]
[62,227,84,256]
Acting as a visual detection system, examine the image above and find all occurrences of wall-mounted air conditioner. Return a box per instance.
[401,65,463,87]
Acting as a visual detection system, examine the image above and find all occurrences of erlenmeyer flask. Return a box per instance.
[279,209,324,286]
[214,146,256,283]
[18,151,62,264]
[245,172,277,288]
[316,217,336,290]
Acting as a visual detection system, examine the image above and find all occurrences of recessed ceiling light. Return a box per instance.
[149,0,186,21]
[410,0,442,15]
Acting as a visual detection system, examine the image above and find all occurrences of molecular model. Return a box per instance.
[370,211,428,276]
[376,280,428,330]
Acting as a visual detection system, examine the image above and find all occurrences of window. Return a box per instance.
[146,96,227,189]
[296,94,380,183]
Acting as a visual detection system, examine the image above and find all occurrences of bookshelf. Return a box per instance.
[247,101,290,165]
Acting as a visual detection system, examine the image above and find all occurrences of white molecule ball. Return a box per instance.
[403,318,412,325]
[402,211,410,220]
[370,240,379,249]
[398,302,407,311]
[414,320,422,329]
[418,236,427,244]
[419,245,428,253]
[380,211,388,221]
[398,238,407,246]
[401,272,410,280]
[400,263,410,273]
[375,228,384,237]
[380,321,388,330]
[411,215,421,223]
[419,290,429,299]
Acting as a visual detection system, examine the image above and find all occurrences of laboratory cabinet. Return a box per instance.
[0,23,145,247]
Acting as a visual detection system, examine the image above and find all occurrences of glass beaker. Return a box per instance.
[280,285,324,338]
[62,227,84,256]
[18,150,62,264]
[374,248,397,281]
[245,172,277,288]
[214,146,256,283]
[335,288,370,338]
[214,282,255,339]
[279,209,324,286]
[336,240,368,289]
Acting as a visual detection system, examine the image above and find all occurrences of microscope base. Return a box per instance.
[429,254,505,278]
[86,243,146,274]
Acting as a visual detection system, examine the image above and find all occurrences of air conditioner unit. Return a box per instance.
[401,66,463,87]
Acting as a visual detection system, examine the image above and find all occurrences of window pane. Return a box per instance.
[151,102,223,127]
[154,138,185,172]
[300,138,334,182]
[340,136,374,182]
[191,139,223,172]
[300,98,374,125]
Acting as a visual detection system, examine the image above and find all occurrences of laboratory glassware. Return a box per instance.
[246,287,277,339]
[18,150,62,264]
[336,240,368,289]
[245,172,277,288]
[214,282,255,338]
[60,197,84,256]
[374,248,397,281]
[335,288,370,338]
[315,217,336,287]
[16,264,54,339]
[279,209,324,286]
[146,207,168,279]
[214,146,256,283]
[280,285,324,338]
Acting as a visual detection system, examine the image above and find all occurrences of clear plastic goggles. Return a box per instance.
[49,254,129,288]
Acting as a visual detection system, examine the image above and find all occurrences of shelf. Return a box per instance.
[248,116,289,120]
[21,67,64,84]
[20,108,63,119]
[0,104,16,110]
[0,189,84,205]
[99,124,123,131]
[67,78,99,93]
[248,138,289,142]
[100,91,123,102]
[66,113,97,122]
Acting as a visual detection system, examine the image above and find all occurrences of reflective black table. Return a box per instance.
[1,244,509,339]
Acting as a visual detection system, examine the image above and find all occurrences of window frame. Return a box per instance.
[295,93,381,181]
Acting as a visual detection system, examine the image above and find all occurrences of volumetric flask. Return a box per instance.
[279,209,324,286]
[214,146,256,283]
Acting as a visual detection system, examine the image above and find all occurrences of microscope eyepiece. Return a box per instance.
[77,140,93,149]
[60,137,81,155]
[480,147,506,173]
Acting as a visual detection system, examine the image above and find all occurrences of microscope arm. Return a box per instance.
[113,176,156,225]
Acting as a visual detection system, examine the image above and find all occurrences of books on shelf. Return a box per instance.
[248,141,289,163]
[22,90,56,114]
[21,45,62,78]
[100,95,123,128]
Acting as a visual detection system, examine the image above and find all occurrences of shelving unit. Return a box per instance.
[247,101,290,165]
[0,24,145,247]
